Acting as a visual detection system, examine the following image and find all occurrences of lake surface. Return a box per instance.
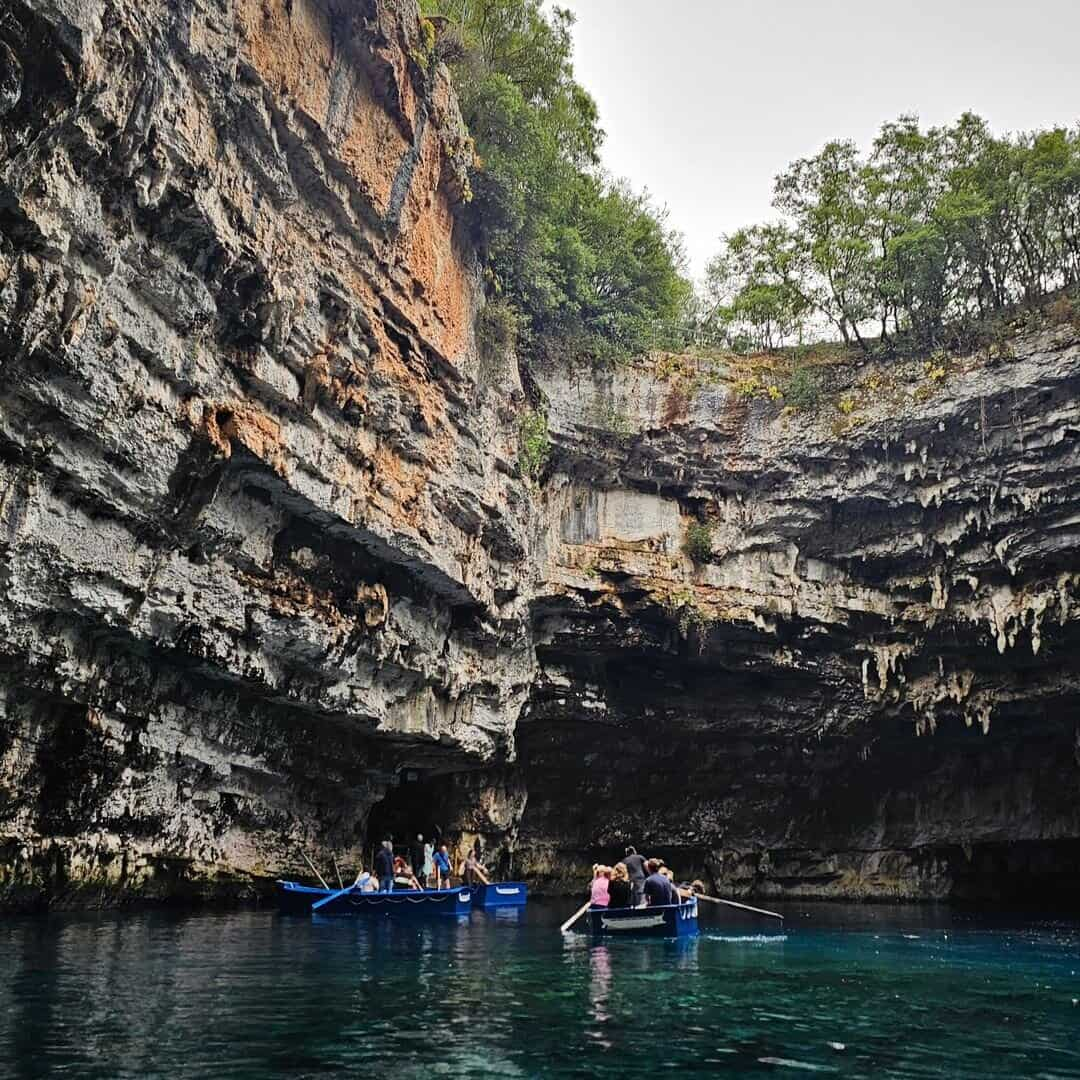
[1,899,1078,1078]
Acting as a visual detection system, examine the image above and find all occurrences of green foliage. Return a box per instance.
[422,0,690,362]
[703,113,1080,353]
[664,589,714,647]
[683,521,714,563]
[411,16,438,71]
[476,299,518,373]
[785,367,822,410]
[590,401,635,444]
[518,409,550,481]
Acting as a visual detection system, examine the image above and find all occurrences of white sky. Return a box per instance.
[558,0,1080,280]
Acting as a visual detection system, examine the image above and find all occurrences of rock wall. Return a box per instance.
[519,325,1080,900]
[0,0,533,906]
[1,0,1078,908]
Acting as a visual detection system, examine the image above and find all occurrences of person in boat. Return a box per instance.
[659,866,680,903]
[410,834,427,888]
[393,855,422,891]
[423,839,434,885]
[374,838,395,893]
[618,846,649,907]
[357,868,378,893]
[463,847,490,885]
[433,844,452,889]
[643,858,675,907]
[607,862,632,908]
[589,864,611,908]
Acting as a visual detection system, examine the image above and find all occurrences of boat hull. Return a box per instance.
[468,881,529,909]
[587,898,699,938]
[277,880,471,917]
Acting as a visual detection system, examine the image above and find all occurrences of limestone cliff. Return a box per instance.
[1,0,1078,908]
[0,0,533,905]
[520,326,1080,900]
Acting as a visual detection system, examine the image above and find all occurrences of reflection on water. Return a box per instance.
[588,945,612,1039]
[0,901,1077,1078]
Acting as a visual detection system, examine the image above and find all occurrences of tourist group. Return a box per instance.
[350,835,489,893]
[589,847,704,908]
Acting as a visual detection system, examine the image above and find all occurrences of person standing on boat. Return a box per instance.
[410,834,427,888]
[423,839,434,885]
[374,838,395,893]
[619,846,648,907]
[433,844,452,889]
[643,859,675,907]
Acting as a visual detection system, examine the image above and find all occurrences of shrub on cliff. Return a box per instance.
[518,409,550,481]
[422,0,690,363]
[683,521,714,563]
[785,367,822,410]
[476,299,518,375]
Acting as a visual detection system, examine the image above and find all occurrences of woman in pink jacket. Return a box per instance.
[590,864,611,907]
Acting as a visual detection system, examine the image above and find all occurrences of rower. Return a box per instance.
[463,847,490,886]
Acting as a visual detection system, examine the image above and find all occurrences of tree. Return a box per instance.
[423,0,689,362]
[706,113,1080,356]
[707,225,810,350]
[773,140,877,348]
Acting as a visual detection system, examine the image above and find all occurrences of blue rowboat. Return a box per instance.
[277,880,471,917]
[587,898,699,938]
[468,881,529,909]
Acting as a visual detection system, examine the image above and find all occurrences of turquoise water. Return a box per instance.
[1,901,1078,1078]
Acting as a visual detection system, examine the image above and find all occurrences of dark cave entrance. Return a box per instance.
[364,772,456,861]
[952,839,1080,904]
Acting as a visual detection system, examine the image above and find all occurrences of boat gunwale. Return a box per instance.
[276,879,472,915]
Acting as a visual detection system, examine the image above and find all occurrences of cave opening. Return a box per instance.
[953,839,1080,905]
[364,772,457,864]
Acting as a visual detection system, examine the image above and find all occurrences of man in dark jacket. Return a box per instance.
[374,839,395,893]
[642,858,674,907]
[410,834,427,888]
[619,846,648,907]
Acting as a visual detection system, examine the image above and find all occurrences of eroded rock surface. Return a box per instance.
[1,0,1078,908]
[0,0,533,905]
[520,330,1080,899]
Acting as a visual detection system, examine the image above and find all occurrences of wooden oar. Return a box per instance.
[311,882,354,911]
[311,867,367,912]
[696,894,784,920]
[331,855,344,890]
[300,850,331,890]
[560,899,592,933]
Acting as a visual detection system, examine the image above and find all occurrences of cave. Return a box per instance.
[952,840,1080,905]
[364,772,458,862]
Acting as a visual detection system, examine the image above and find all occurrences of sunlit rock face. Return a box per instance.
[519,330,1080,900]
[0,0,533,906]
[2,0,1079,909]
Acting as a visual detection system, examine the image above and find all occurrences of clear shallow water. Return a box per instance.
[1,901,1078,1078]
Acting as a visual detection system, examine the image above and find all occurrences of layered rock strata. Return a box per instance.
[519,326,1080,899]
[0,0,533,905]
[2,0,1079,908]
